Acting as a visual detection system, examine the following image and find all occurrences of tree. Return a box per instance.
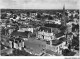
[36,13,41,19]
[72,36,79,47]
[1,13,7,19]
[62,49,70,56]
[1,27,6,35]
[68,44,71,50]
[6,19,10,24]
[48,15,53,20]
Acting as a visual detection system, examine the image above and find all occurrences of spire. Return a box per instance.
[63,4,65,10]
[61,5,66,26]
[63,4,65,16]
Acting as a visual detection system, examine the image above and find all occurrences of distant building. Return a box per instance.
[66,33,73,46]
[11,31,31,40]
[37,27,56,41]
[10,15,20,22]
[9,37,24,50]
[1,23,6,27]
[20,13,27,20]
[46,37,67,55]
[18,26,34,33]
[54,19,61,25]
[72,24,79,32]
[37,23,62,41]
[36,23,67,55]
[8,26,15,35]
[61,5,67,26]
[30,12,37,18]
[66,22,73,33]
[55,32,65,40]
[73,18,79,25]
[9,31,32,50]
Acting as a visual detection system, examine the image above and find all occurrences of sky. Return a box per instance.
[0,0,79,9]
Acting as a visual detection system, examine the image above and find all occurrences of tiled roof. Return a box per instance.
[52,37,66,46]
[67,32,73,35]
[39,27,51,32]
[55,32,64,38]
[45,49,61,56]
[44,23,62,28]
[52,28,61,34]
[39,26,61,34]
[11,31,31,38]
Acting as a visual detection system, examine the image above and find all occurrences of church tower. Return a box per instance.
[61,5,66,26]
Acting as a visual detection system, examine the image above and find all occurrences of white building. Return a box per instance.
[8,28,14,35]
[46,37,67,55]
[66,22,73,33]
[73,18,79,25]
[30,12,37,18]
[1,23,6,27]
[37,23,62,41]
[9,37,24,50]
[54,19,61,25]
[66,33,73,46]
[18,26,34,33]
[37,27,56,41]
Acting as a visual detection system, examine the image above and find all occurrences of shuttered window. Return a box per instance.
[46,41,50,45]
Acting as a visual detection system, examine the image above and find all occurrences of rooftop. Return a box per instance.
[72,24,79,29]
[55,32,64,38]
[39,27,51,32]
[67,32,73,35]
[39,26,61,34]
[52,37,66,46]
[7,26,16,29]
[11,31,31,38]
[45,49,61,56]
[44,23,62,28]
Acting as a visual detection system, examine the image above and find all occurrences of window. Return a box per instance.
[57,47,58,49]
[42,35,44,39]
[46,41,50,45]
[60,45,62,48]
[56,48,58,53]
[15,40,18,43]
[59,45,62,49]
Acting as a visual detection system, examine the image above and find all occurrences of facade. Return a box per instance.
[46,37,66,55]
[54,19,61,25]
[66,33,73,46]
[11,31,31,40]
[1,23,6,27]
[30,12,37,18]
[37,27,55,41]
[8,28,14,35]
[18,27,34,33]
[36,24,67,55]
[37,23,62,41]
[73,18,78,25]
[9,37,24,50]
[55,32,65,40]
[66,22,73,33]
[8,27,16,35]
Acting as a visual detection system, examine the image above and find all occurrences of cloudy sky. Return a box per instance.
[0,0,79,9]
